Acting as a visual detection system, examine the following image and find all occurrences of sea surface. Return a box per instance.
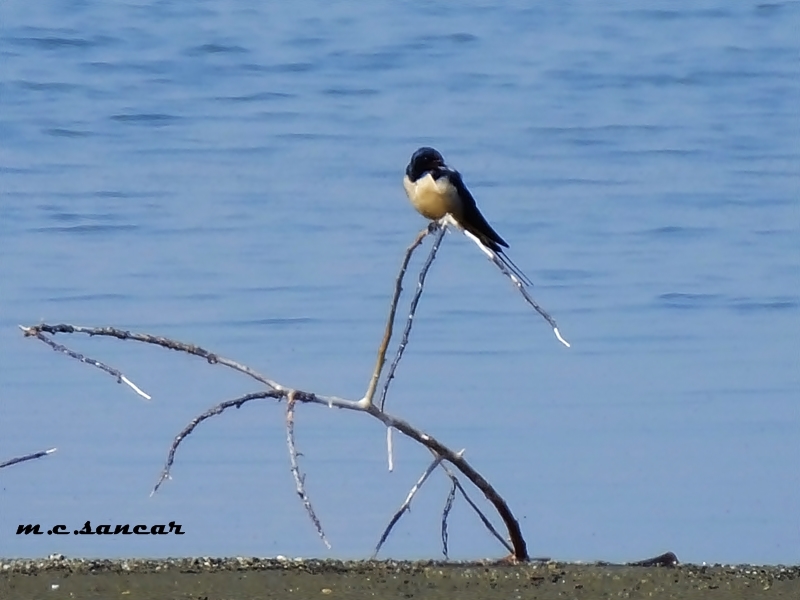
[1,1,798,565]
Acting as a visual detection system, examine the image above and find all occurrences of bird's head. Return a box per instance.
[406,147,446,181]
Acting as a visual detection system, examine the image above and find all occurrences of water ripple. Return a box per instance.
[185,43,248,56]
[641,226,715,239]
[217,91,296,102]
[6,35,115,50]
[658,293,724,310]
[731,297,800,313]
[43,128,91,138]
[32,224,140,234]
[47,293,128,303]
[323,87,379,97]
[222,317,317,328]
[110,113,181,126]
[658,293,800,313]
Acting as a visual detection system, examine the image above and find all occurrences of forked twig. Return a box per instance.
[21,324,286,392]
[366,403,526,559]
[286,391,330,548]
[440,462,513,555]
[151,391,280,495]
[363,225,434,407]
[23,319,531,560]
[0,447,57,470]
[19,326,151,400]
[22,324,360,411]
[19,220,552,561]
[373,452,447,558]
[379,223,448,411]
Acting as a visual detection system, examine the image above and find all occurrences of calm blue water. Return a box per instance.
[1,1,798,565]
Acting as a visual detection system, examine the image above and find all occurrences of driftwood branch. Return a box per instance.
[23,323,531,560]
[0,447,57,470]
[19,221,569,561]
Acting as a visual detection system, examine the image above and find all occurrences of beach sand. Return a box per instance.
[2,556,799,599]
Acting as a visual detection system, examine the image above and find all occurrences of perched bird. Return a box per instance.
[403,146,531,285]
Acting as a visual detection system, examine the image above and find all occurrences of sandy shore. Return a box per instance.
[2,556,799,599]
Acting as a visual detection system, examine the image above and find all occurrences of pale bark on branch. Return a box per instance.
[19,221,569,562]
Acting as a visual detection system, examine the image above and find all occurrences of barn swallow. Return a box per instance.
[403,146,532,285]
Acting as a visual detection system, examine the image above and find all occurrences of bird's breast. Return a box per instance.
[403,173,462,221]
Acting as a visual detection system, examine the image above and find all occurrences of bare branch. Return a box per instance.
[22,323,282,389]
[151,391,281,495]
[440,463,514,555]
[0,447,57,470]
[373,453,445,558]
[363,225,433,407]
[19,326,151,400]
[21,324,360,411]
[378,223,448,411]
[21,325,530,560]
[368,404,528,561]
[441,478,457,559]
[20,223,541,561]
[286,392,331,549]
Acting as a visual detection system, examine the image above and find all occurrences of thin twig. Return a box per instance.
[387,426,394,472]
[19,326,151,400]
[378,223,448,411]
[22,323,281,389]
[363,225,433,407]
[0,447,57,470]
[441,478,457,559]
[151,391,281,495]
[373,452,445,558]
[368,403,527,560]
[21,324,360,410]
[440,463,514,555]
[22,319,530,559]
[450,217,570,348]
[286,391,331,549]
[20,221,539,560]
